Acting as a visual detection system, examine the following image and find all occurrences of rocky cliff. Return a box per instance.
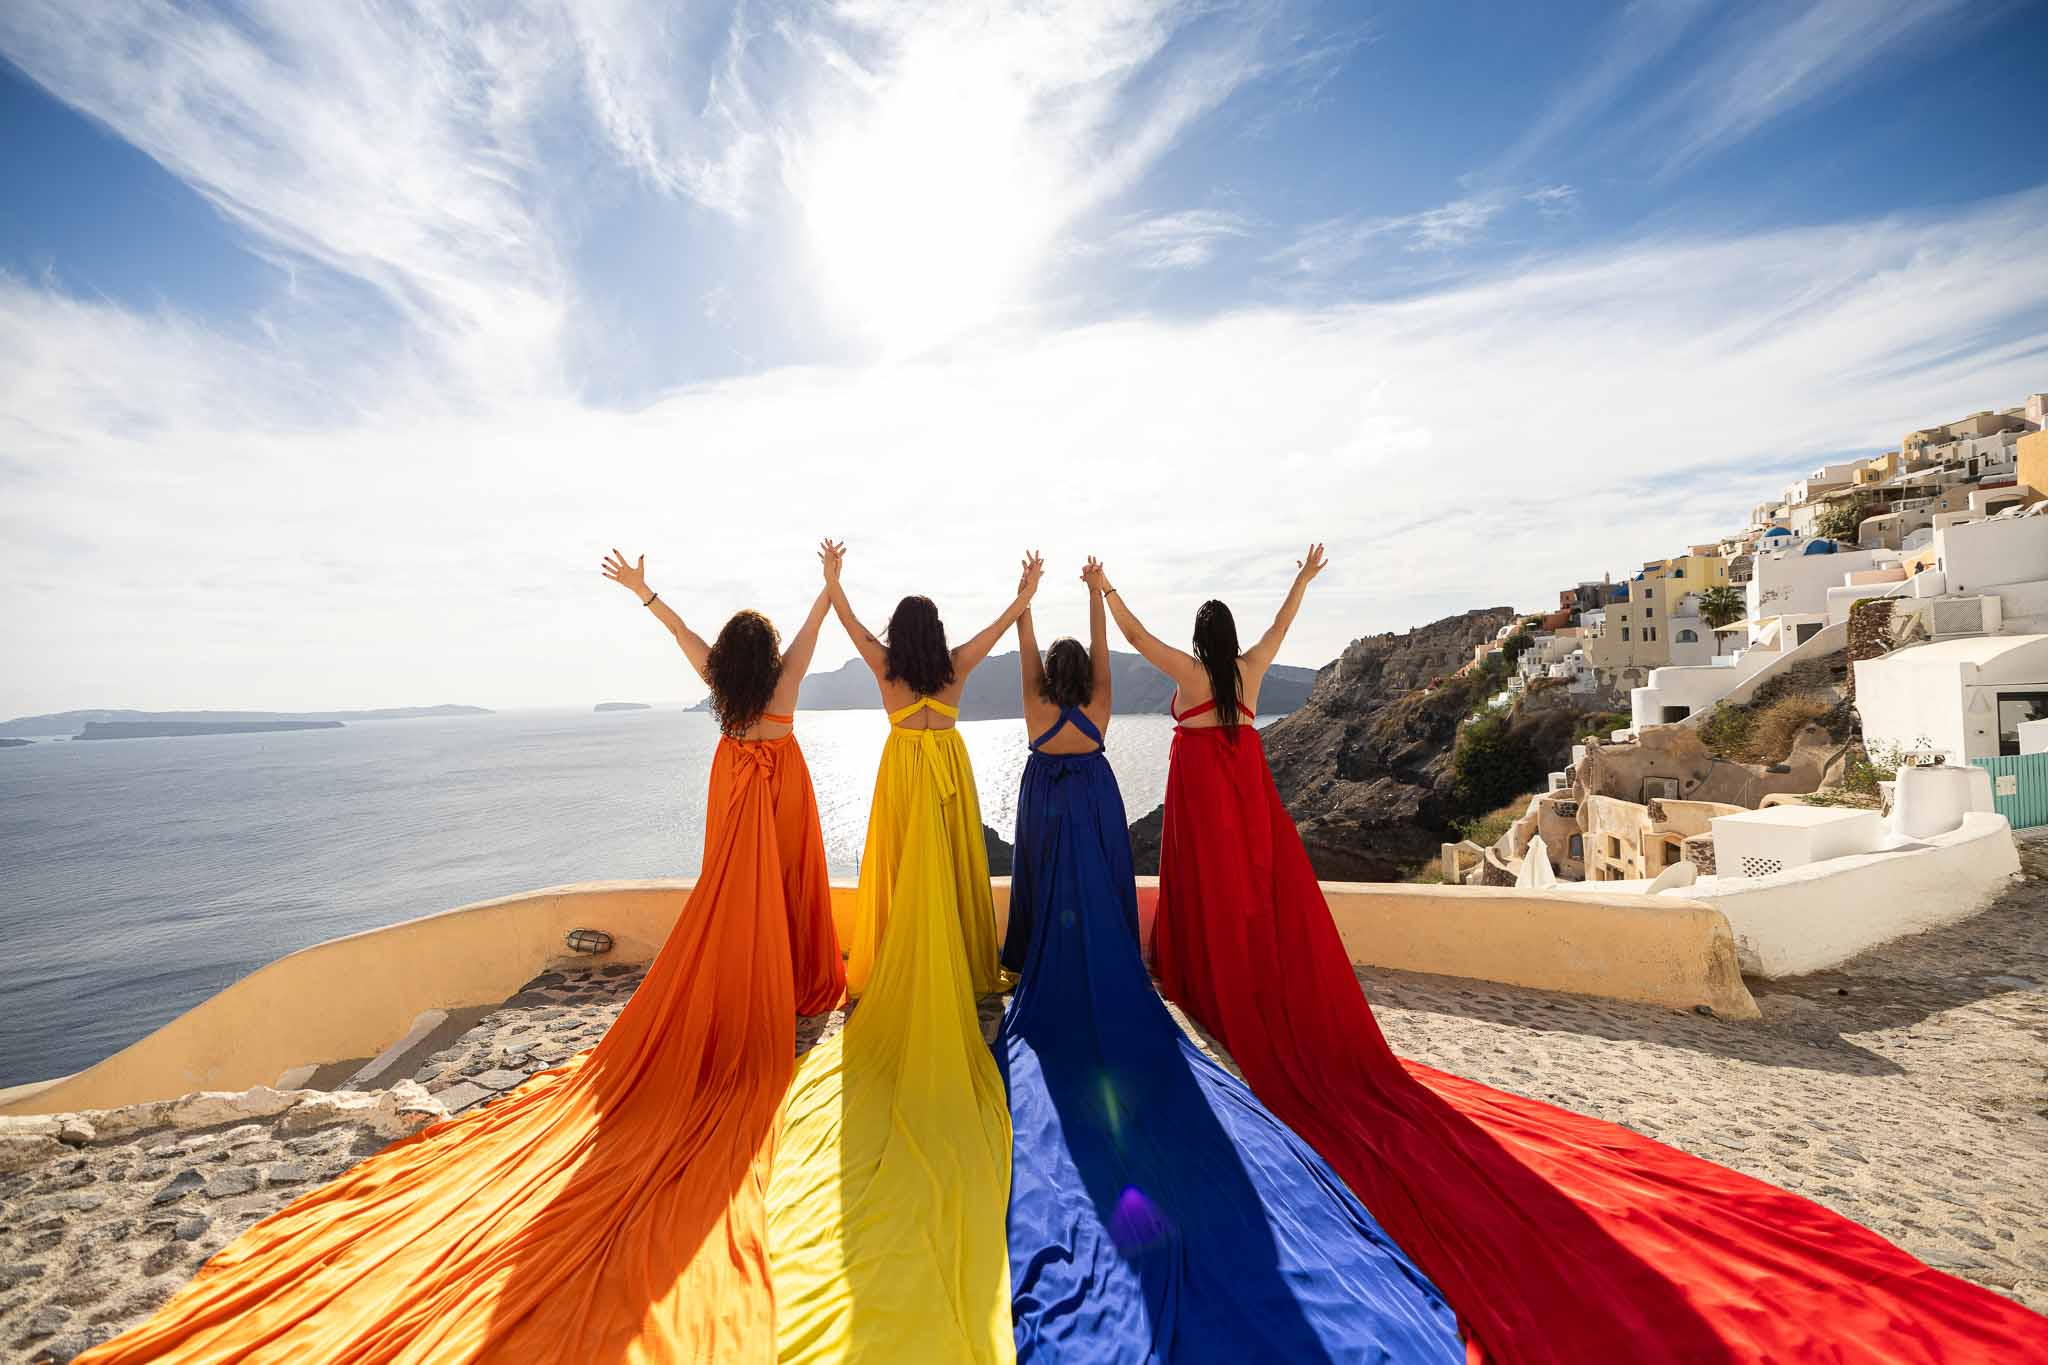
[1130,606,1611,881]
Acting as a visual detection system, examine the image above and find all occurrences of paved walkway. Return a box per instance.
[5,872,2042,1360]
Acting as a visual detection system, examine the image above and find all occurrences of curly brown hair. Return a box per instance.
[705,610,782,735]
[1038,637,1093,709]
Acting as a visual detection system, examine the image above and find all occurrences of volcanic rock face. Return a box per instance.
[1259,608,1521,880]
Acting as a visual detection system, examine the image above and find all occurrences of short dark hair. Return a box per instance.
[1039,637,1092,709]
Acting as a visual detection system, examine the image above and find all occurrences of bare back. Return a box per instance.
[1169,657,1266,729]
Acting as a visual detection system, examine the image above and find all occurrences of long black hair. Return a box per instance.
[1193,599,1242,729]
[1039,637,1092,709]
[705,610,781,735]
[884,595,955,697]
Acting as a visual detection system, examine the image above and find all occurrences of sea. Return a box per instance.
[0,707,1262,1089]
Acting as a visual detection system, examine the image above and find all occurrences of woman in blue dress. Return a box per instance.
[994,557,1463,1364]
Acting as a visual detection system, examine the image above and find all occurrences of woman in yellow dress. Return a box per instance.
[768,541,1040,1364]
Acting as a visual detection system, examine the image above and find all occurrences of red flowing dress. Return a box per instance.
[1151,699,2046,1364]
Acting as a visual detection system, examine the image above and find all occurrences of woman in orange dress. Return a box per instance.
[78,547,845,1364]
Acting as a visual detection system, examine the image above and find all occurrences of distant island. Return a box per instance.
[76,720,346,741]
[0,705,490,739]
[594,702,652,713]
[688,650,1321,720]
[0,737,30,748]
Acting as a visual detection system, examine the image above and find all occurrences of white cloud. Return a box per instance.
[1649,0,1975,171]
[1268,191,1514,274]
[1499,0,1980,176]
[0,0,570,397]
[4,190,2046,717]
[1107,210,1257,270]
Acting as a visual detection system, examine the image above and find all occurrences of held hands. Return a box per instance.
[819,538,846,587]
[1081,556,1109,596]
[601,549,649,598]
[1017,550,1045,602]
[1295,542,1329,584]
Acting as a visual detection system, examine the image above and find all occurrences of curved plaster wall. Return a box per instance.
[1682,812,2018,977]
[1,878,1758,1117]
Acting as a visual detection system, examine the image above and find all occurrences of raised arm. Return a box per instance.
[1083,556,1112,706]
[951,551,1043,677]
[1092,560,1200,685]
[819,539,886,676]
[778,583,834,687]
[602,548,711,683]
[1017,600,1044,704]
[1244,542,1328,671]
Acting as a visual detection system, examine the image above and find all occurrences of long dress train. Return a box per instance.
[996,707,1464,1363]
[79,726,838,1364]
[767,697,1016,1363]
[1151,712,2048,1364]
[834,697,1009,998]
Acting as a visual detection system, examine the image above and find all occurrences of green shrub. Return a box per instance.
[1453,714,1546,814]
[1573,709,1630,742]
[1815,496,1871,542]
[1696,702,1753,759]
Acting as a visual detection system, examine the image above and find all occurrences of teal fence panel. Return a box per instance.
[1972,754,2048,829]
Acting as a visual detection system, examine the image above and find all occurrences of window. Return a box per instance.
[1997,691,2048,757]
[1645,605,1655,618]
[1677,629,1699,643]
[1568,834,1584,859]
[1621,627,1631,642]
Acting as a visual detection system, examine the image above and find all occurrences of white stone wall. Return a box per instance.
[1681,813,2018,976]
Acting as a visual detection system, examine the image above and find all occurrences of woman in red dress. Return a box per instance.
[1099,544,2044,1364]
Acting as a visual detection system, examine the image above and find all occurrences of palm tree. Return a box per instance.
[1697,584,1745,629]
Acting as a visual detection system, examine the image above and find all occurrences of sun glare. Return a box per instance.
[797,51,1062,355]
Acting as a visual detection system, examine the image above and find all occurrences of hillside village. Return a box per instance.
[1414,390,2048,971]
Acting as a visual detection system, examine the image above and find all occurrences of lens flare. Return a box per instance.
[1108,1185,1173,1255]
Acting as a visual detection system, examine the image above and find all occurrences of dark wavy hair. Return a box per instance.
[884,595,955,698]
[1193,600,1243,729]
[1038,637,1092,709]
[705,610,782,735]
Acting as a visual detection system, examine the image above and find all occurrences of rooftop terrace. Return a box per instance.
[3,861,2044,1360]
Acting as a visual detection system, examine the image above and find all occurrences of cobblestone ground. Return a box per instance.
[6,873,2043,1360]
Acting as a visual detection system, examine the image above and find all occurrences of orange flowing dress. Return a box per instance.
[79,720,844,1364]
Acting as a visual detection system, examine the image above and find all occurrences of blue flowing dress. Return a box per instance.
[994,706,1463,1364]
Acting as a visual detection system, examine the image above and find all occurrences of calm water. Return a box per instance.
[0,707,1228,1088]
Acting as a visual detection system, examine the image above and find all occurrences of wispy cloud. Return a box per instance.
[1648,0,1977,172]
[1107,210,1257,270]
[6,189,2046,713]
[1500,0,1982,177]
[0,1,570,396]
[1267,190,1515,275]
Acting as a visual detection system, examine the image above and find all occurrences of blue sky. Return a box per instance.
[2,0,2046,714]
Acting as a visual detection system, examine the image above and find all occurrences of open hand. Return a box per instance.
[602,549,648,597]
[1296,542,1328,582]
[819,538,846,586]
[1018,550,1044,600]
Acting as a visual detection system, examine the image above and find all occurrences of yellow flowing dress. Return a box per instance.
[768,697,1016,1363]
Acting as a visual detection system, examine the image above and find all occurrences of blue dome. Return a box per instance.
[1802,539,1838,555]
[1762,527,1793,538]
